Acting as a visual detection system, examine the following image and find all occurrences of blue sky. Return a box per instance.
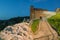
[0,0,60,20]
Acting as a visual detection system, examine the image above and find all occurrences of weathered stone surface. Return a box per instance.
[0,22,33,40]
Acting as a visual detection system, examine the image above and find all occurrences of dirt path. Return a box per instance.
[33,19,58,40]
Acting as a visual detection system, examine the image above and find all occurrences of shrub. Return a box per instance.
[31,19,40,33]
[47,14,60,35]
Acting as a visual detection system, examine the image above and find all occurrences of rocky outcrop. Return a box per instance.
[0,22,33,40]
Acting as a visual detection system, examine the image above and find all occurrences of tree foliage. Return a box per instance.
[0,16,29,31]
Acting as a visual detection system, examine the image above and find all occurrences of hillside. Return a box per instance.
[0,16,30,31]
[31,19,40,33]
[47,14,60,35]
[0,22,33,40]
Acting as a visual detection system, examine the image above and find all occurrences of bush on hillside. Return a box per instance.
[47,13,60,35]
[0,16,29,31]
[31,19,40,33]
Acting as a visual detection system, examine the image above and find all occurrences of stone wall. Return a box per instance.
[30,6,47,20]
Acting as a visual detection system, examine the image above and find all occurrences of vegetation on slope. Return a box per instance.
[0,16,29,31]
[47,13,60,35]
[31,19,40,33]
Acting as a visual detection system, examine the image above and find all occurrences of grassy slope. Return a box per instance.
[47,14,60,35]
[31,19,40,33]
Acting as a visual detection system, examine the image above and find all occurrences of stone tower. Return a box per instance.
[30,6,47,20]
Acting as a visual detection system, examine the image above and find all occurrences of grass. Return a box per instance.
[31,19,40,33]
[49,14,60,19]
[47,13,60,35]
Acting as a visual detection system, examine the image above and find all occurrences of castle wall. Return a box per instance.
[34,10,45,19]
[30,9,46,20]
[30,8,35,20]
[30,6,47,20]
